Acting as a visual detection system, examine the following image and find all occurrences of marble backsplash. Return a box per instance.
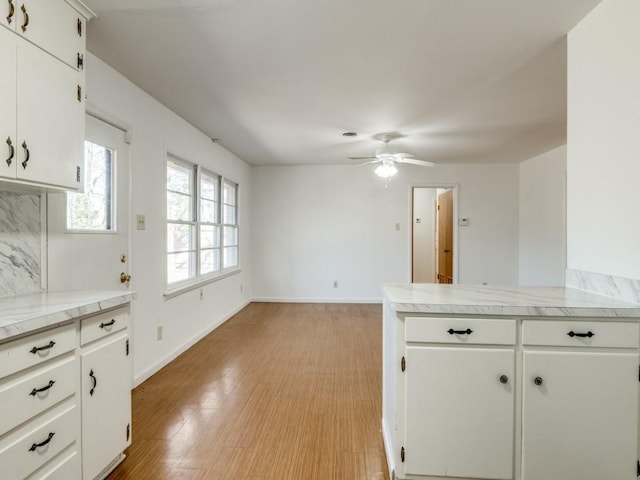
[566,268,640,304]
[0,192,42,296]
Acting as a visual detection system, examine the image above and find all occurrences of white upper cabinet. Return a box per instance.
[0,0,93,191]
[0,27,17,180]
[13,0,86,71]
[16,39,84,188]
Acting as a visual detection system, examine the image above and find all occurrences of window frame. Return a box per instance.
[164,152,240,296]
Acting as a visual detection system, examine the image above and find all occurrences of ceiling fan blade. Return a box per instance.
[395,158,435,167]
[348,156,377,160]
[357,159,382,166]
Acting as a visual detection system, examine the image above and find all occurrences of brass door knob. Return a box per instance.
[120,272,132,283]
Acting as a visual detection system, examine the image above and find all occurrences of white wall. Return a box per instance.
[82,54,252,385]
[251,163,519,302]
[567,0,640,281]
[518,145,566,285]
[412,188,436,283]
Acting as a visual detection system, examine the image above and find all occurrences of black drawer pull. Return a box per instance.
[30,340,55,354]
[99,319,116,329]
[29,380,55,396]
[567,331,594,338]
[7,0,15,25]
[448,328,473,335]
[29,432,54,452]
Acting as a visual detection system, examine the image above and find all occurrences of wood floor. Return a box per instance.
[108,303,389,480]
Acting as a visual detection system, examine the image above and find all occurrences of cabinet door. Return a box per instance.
[404,346,514,479]
[17,39,82,189]
[81,332,132,480]
[522,350,638,480]
[0,26,17,180]
[16,0,83,70]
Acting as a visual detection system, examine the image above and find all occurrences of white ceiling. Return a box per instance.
[83,0,600,166]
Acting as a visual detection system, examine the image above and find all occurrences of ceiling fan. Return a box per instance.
[348,133,435,179]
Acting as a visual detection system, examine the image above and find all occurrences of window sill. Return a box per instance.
[163,268,242,300]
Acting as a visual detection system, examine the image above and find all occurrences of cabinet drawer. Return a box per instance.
[522,320,639,348]
[0,356,77,434]
[0,402,78,480]
[0,323,76,379]
[28,448,80,480]
[81,307,129,346]
[405,317,516,345]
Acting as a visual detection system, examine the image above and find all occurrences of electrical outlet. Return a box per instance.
[240,284,243,293]
[395,222,400,231]
[333,281,338,288]
[157,326,163,341]
[199,288,204,300]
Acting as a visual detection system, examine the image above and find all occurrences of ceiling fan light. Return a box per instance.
[374,163,398,178]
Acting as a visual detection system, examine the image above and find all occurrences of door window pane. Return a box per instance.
[67,141,114,230]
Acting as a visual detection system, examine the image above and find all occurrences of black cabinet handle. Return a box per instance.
[567,331,594,338]
[448,328,473,335]
[5,136,13,166]
[30,340,55,354]
[29,380,55,396]
[7,0,14,25]
[21,140,29,169]
[29,432,54,452]
[89,369,97,396]
[20,3,28,32]
[499,375,509,384]
[534,376,544,386]
[99,319,116,329]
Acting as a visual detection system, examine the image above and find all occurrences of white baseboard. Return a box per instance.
[382,418,395,480]
[251,296,382,304]
[133,298,251,387]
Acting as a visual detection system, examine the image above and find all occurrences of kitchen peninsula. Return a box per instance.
[382,284,640,480]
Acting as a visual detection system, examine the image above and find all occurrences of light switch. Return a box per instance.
[136,214,146,230]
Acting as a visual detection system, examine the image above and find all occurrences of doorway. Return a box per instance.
[411,186,456,283]
[47,114,131,291]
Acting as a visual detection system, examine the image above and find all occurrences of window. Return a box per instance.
[166,154,239,290]
[67,141,114,231]
[222,179,239,269]
[166,157,196,285]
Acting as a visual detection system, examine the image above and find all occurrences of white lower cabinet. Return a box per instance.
[81,331,132,480]
[0,303,132,480]
[384,313,640,480]
[522,350,638,480]
[405,346,514,479]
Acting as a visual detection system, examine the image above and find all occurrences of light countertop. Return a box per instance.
[0,290,136,342]
[383,284,640,317]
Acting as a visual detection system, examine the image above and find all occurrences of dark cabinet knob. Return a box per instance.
[499,375,509,384]
[534,376,543,386]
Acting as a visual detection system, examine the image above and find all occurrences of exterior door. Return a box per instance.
[436,189,453,283]
[47,114,130,290]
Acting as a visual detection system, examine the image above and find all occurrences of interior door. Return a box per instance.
[436,189,453,283]
[47,114,130,291]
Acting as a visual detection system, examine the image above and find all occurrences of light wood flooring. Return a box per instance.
[108,302,389,480]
